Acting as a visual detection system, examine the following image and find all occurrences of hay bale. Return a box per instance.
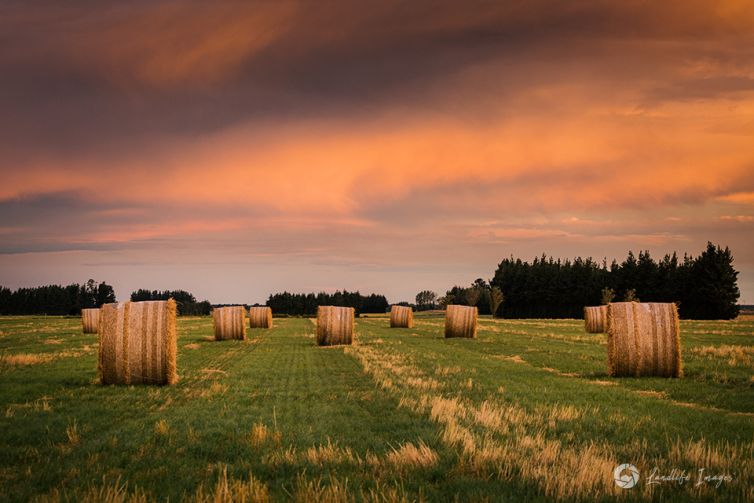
[389,305,414,328]
[316,306,354,346]
[638,303,682,377]
[249,306,273,329]
[606,302,640,377]
[606,302,682,377]
[98,300,177,385]
[213,306,247,340]
[444,305,478,338]
[82,308,100,334]
[584,305,607,333]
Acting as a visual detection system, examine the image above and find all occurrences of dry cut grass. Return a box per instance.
[346,332,754,500]
[691,345,754,367]
[192,466,269,503]
[153,420,170,438]
[292,474,351,503]
[290,474,413,503]
[348,342,621,501]
[381,441,438,471]
[249,423,281,448]
[37,478,149,503]
[1,353,54,366]
[304,440,359,466]
[67,420,80,446]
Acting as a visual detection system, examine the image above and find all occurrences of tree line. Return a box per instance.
[0,283,212,316]
[130,289,212,316]
[0,279,116,315]
[266,290,388,316]
[0,243,741,320]
[428,242,739,320]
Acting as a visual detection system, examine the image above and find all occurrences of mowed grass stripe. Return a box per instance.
[0,317,455,501]
[1,315,752,501]
[0,317,261,500]
[355,317,753,446]
[381,316,754,414]
[350,318,754,501]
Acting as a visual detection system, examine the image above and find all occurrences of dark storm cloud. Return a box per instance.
[2,0,753,161]
[0,192,139,253]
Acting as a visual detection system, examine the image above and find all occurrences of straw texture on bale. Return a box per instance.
[389,305,414,328]
[584,305,607,333]
[213,306,247,341]
[606,302,682,378]
[444,305,478,338]
[82,308,100,334]
[249,306,273,329]
[98,300,177,385]
[316,306,354,346]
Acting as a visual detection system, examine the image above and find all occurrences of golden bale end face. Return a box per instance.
[638,303,682,378]
[213,306,247,340]
[316,306,354,346]
[82,308,100,334]
[584,305,607,333]
[390,305,414,328]
[607,302,681,378]
[249,306,273,329]
[98,300,177,385]
[444,305,478,338]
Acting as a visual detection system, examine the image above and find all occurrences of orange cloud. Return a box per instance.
[4,86,754,221]
[717,192,754,205]
[73,218,249,244]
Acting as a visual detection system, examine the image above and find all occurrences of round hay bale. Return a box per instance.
[98,300,177,385]
[606,302,640,377]
[444,305,478,338]
[584,305,607,333]
[389,305,414,328]
[606,302,682,377]
[637,303,682,377]
[213,306,247,340]
[249,306,273,329]
[82,308,100,334]
[316,306,354,346]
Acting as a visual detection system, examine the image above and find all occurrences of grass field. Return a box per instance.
[0,314,752,502]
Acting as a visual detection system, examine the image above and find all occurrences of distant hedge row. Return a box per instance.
[130,289,211,316]
[266,290,388,316]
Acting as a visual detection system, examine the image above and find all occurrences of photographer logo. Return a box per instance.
[614,464,640,489]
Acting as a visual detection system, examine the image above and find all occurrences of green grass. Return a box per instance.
[0,315,752,502]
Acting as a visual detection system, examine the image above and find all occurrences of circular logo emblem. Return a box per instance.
[614,464,640,489]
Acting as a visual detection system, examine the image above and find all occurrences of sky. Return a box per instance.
[1,0,753,304]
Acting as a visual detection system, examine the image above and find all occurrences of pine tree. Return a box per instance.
[686,243,740,319]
